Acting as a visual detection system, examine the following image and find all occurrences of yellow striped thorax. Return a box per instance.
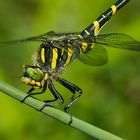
[37,38,79,71]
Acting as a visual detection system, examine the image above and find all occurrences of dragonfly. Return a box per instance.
[1,0,140,124]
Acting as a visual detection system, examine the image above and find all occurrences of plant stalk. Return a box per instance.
[0,81,124,140]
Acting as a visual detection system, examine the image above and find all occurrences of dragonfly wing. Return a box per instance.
[0,31,56,44]
[78,44,108,66]
[0,31,80,45]
[96,33,140,51]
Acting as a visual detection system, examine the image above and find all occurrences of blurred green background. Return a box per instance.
[0,0,140,140]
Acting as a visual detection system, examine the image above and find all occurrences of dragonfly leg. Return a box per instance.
[56,78,82,124]
[37,80,64,111]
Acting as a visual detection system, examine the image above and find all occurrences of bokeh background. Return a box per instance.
[0,0,140,140]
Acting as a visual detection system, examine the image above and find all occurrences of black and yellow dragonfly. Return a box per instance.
[1,0,140,124]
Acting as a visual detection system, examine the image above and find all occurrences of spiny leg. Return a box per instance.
[37,80,64,111]
[20,80,47,103]
[56,78,82,124]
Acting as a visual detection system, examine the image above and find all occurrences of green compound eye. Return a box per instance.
[23,66,44,81]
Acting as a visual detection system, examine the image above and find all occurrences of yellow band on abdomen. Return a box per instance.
[111,5,117,15]
[93,21,99,36]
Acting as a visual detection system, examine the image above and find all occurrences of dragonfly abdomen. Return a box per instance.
[80,0,129,38]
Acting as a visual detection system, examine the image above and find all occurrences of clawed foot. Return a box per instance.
[64,107,73,125]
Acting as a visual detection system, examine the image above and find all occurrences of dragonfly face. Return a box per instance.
[21,65,44,88]
[2,0,139,124]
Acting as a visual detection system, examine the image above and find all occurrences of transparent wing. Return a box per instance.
[0,31,56,44]
[96,33,140,51]
[0,31,80,54]
[78,33,140,66]
[0,31,80,45]
[78,44,108,66]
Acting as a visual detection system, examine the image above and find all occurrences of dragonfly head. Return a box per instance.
[21,65,44,88]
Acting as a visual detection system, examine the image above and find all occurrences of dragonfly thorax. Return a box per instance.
[36,39,80,73]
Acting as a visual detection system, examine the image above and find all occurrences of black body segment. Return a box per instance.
[80,0,130,38]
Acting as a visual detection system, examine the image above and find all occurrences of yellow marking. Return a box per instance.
[51,48,58,69]
[84,29,90,35]
[41,48,45,63]
[45,73,48,79]
[61,48,65,56]
[111,5,117,15]
[64,48,73,67]
[30,80,36,85]
[36,82,41,87]
[78,34,83,39]
[60,47,65,64]
[33,86,40,89]
[93,21,99,36]
[81,42,88,52]
[21,77,31,84]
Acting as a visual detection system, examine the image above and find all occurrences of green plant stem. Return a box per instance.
[0,81,124,140]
